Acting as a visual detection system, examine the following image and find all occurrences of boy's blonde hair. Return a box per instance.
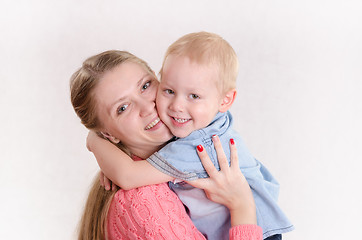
[160,32,239,94]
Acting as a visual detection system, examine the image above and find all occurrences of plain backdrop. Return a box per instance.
[1,0,361,239]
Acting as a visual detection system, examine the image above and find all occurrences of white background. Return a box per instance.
[1,0,361,239]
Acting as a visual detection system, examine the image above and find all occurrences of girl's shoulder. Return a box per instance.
[107,183,204,239]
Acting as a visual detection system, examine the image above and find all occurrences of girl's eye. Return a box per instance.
[141,81,150,91]
[117,104,129,114]
[165,89,174,94]
[190,94,200,99]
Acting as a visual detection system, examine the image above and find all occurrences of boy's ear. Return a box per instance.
[100,132,120,144]
[219,89,237,113]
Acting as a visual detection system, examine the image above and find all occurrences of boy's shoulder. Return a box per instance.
[197,111,235,138]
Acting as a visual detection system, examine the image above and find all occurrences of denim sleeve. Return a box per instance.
[146,132,216,180]
[147,151,198,180]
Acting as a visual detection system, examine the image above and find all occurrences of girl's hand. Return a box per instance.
[186,135,257,226]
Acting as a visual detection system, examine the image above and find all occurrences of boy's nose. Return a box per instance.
[169,97,184,112]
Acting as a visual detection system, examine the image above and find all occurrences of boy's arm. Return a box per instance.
[87,131,174,190]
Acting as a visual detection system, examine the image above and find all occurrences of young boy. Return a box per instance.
[89,32,294,239]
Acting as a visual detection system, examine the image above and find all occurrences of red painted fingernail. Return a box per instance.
[197,145,204,152]
[230,139,235,145]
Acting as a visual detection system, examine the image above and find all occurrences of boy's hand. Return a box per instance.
[99,171,117,191]
[87,131,118,191]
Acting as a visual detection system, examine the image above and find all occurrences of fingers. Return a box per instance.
[103,175,111,190]
[100,171,111,190]
[229,138,239,169]
[196,144,218,178]
[111,182,117,191]
[185,178,209,190]
[212,135,229,171]
[99,171,105,187]
[192,137,239,192]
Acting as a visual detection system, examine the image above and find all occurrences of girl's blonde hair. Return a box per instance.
[70,50,156,240]
[77,173,116,240]
[160,31,239,94]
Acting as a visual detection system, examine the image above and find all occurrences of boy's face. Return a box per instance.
[156,55,224,138]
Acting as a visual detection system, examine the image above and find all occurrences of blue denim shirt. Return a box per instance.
[147,111,294,239]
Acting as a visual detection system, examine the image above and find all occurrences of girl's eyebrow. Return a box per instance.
[108,74,150,114]
[136,74,149,87]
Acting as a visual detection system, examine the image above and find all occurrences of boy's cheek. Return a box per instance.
[155,94,167,116]
[155,90,163,107]
[155,86,162,98]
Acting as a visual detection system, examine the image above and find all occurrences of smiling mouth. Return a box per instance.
[172,117,190,123]
[145,118,160,130]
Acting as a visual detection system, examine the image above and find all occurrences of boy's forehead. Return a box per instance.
[163,54,220,80]
[165,54,217,68]
[163,55,220,85]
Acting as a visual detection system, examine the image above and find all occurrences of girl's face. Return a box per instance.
[94,62,173,159]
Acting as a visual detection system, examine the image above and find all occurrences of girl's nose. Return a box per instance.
[139,84,157,117]
[139,98,156,117]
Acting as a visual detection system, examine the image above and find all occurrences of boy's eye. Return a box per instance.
[141,81,150,91]
[165,89,174,94]
[117,104,129,114]
[190,94,200,99]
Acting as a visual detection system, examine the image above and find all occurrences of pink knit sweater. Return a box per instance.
[106,182,262,239]
[106,156,262,239]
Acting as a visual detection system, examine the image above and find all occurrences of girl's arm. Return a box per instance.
[87,131,173,190]
[107,136,262,240]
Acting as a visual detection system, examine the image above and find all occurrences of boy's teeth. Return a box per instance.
[145,118,160,130]
[174,117,188,123]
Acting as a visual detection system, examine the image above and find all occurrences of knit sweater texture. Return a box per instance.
[106,182,262,239]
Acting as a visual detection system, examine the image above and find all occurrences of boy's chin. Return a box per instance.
[172,130,193,139]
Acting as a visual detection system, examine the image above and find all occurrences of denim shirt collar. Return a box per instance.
[176,111,233,142]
